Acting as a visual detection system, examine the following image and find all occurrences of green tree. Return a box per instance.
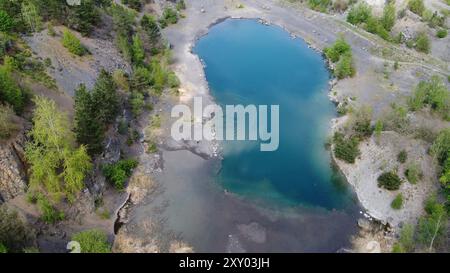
[131,34,145,65]
[91,69,120,125]
[69,0,101,35]
[0,64,25,113]
[129,91,144,118]
[417,197,447,252]
[102,158,138,189]
[381,2,396,31]
[25,97,92,202]
[21,1,42,32]
[71,229,111,253]
[74,84,105,155]
[374,119,383,140]
[62,29,86,56]
[392,224,415,252]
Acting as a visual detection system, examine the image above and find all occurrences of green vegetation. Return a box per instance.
[436,29,448,38]
[26,97,92,203]
[74,70,120,155]
[391,193,404,209]
[397,150,408,163]
[333,132,360,163]
[0,63,26,113]
[0,0,103,35]
[176,0,186,11]
[71,229,111,253]
[131,34,145,65]
[130,91,145,117]
[308,0,331,13]
[374,119,383,140]
[122,0,142,11]
[0,10,14,32]
[0,243,6,253]
[0,104,18,140]
[36,194,65,224]
[0,206,34,253]
[103,159,138,190]
[141,14,161,45]
[381,103,409,134]
[392,224,415,252]
[414,32,430,53]
[347,2,372,25]
[113,69,130,92]
[405,163,422,184]
[62,29,86,56]
[430,129,450,206]
[346,1,396,41]
[378,171,402,190]
[408,0,425,16]
[350,106,373,139]
[408,76,449,120]
[381,2,396,31]
[159,7,178,28]
[324,37,355,79]
[417,197,447,251]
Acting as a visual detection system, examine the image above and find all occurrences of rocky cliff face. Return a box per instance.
[0,129,28,203]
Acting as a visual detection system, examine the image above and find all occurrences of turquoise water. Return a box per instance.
[194,19,355,210]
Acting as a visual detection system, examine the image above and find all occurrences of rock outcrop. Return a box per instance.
[0,129,28,203]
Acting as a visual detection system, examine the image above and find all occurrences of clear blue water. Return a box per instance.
[194,19,355,210]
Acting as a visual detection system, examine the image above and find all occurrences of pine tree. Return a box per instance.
[131,33,145,65]
[91,69,120,125]
[74,84,105,155]
[141,14,160,45]
[69,0,100,35]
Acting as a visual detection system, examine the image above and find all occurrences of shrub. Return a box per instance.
[408,0,425,16]
[381,2,396,31]
[0,104,18,139]
[71,229,110,253]
[414,32,430,53]
[167,71,180,88]
[408,76,449,120]
[436,29,448,38]
[350,106,373,138]
[335,52,355,79]
[417,197,447,251]
[103,159,139,190]
[131,66,152,91]
[405,163,421,184]
[333,132,360,163]
[176,0,186,11]
[308,0,332,12]
[324,37,351,63]
[333,0,348,12]
[62,29,86,56]
[378,171,403,190]
[159,7,178,28]
[0,243,6,253]
[391,193,404,209]
[347,2,372,25]
[397,150,408,163]
[0,206,34,253]
[36,195,65,224]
